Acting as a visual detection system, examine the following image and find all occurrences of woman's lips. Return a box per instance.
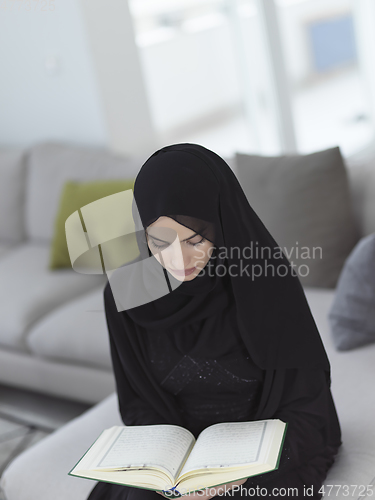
[168,267,196,276]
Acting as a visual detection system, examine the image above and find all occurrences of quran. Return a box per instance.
[69,419,287,497]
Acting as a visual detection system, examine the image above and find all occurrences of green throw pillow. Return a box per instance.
[49,179,135,270]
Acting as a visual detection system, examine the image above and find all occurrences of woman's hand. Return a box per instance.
[156,477,248,499]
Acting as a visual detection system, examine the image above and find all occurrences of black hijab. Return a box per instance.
[119,143,329,372]
[103,143,341,481]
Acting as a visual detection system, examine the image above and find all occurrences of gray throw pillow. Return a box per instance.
[235,147,360,288]
[328,233,375,351]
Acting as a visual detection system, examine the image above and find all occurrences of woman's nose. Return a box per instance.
[163,242,185,268]
[171,254,188,269]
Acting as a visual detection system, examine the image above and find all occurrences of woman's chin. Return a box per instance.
[167,269,200,282]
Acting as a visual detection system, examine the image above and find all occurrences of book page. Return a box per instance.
[179,421,267,476]
[94,425,195,481]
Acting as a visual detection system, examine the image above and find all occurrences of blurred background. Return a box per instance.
[1,0,375,159]
[2,2,375,496]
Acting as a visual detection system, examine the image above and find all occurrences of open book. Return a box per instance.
[69,419,287,497]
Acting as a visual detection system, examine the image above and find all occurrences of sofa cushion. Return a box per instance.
[0,148,27,244]
[235,147,360,288]
[49,179,135,269]
[0,243,105,351]
[27,286,112,370]
[328,233,375,351]
[25,142,142,243]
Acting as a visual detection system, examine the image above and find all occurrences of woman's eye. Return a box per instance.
[150,240,168,250]
[188,237,205,247]
[150,237,205,249]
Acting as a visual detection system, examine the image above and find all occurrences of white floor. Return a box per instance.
[0,384,92,481]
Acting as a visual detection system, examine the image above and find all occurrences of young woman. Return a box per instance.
[87,143,342,500]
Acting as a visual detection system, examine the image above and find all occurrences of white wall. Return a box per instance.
[79,0,158,157]
[139,22,242,133]
[0,0,108,148]
[353,0,375,126]
[0,0,360,150]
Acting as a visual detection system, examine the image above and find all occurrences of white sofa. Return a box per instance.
[0,142,144,405]
[1,141,375,500]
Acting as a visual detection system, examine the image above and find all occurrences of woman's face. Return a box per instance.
[146,216,214,281]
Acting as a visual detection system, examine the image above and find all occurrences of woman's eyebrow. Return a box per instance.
[146,231,200,243]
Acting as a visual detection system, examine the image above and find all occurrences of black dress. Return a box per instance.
[142,312,265,438]
[87,293,340,500]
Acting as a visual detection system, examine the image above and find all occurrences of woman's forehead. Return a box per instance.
[147,216,196,235]
[146,214,216,244]
[148,216,171,225]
